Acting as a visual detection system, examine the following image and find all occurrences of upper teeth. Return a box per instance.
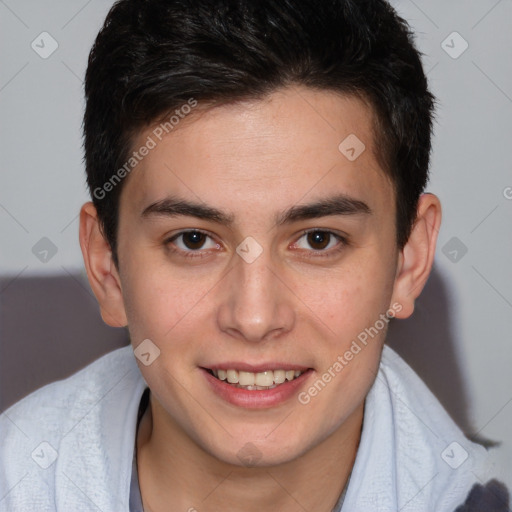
[213,369,303,386]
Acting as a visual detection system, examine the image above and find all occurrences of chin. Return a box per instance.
[202,430,311,469]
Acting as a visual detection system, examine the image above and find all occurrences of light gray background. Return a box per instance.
[1,0,511,470]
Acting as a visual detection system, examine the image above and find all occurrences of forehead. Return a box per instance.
[119,86,392,220]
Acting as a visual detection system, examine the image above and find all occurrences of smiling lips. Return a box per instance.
[208,368,304,390]
[203,365,313,408]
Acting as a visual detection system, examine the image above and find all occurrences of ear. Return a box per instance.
[79,202,128,327]
[390,193,442,319]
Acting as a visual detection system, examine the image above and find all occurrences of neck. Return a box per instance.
[136,395,363,512]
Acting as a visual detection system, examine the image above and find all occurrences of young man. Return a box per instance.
[1,0,509,510]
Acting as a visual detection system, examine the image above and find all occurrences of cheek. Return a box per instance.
[299,254,395,426]
[296,254,395,340]
[120,254,213,343]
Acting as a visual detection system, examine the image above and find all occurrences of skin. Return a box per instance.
[79,86,441,511]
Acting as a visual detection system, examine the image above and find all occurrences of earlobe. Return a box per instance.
[390,193,442,319]
[79,202,128,327]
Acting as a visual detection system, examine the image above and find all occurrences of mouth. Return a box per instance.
[201,364,314,408]
[205,367,306,390]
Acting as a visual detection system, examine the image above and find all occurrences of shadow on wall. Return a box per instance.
[0,266,489,445]
[0,273,129,412]
[387,263,485,444]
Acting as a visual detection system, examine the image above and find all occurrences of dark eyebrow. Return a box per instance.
[141,196,236,224]
[274,193,372,226]
[141,193,372,226]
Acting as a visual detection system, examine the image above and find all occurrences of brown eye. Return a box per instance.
[181,231,207,250]
[306,231,331,250]
[166,230,220,256]
[293,229,348,258]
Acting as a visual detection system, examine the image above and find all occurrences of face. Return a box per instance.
[114,87,402,466]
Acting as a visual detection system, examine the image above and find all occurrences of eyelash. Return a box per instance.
[164,229,348,260]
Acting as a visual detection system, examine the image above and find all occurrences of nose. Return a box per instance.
[216,251,296,343]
